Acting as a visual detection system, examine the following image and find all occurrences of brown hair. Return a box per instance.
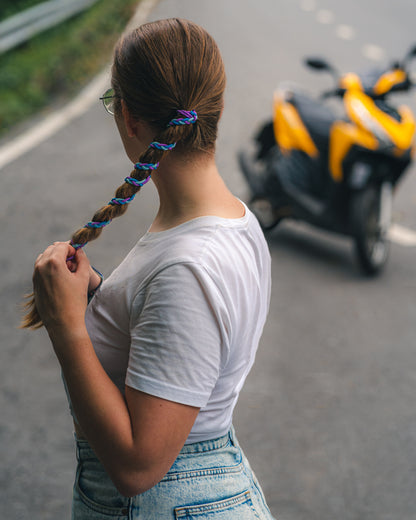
[22,18,226,329]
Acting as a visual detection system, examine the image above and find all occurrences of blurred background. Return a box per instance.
[1,0,416,518]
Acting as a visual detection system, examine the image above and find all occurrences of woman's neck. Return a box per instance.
[149,152,244,232]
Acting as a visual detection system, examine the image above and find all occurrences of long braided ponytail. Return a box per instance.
[69,111,197,251]
[21,18,226,329]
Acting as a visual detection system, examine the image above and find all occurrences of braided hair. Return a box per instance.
[22,18,226,329]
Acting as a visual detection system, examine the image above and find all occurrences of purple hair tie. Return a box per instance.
[168,110,198,126]
[134,161,159,171]
[150,141,177,151]
[66,241,84,261]
[85,220,111,229]
[125,175,152,188]
[109,194,136,206]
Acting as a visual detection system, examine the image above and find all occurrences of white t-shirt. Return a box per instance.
[80,203,271,444]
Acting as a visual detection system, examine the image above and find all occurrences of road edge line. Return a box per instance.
[0,0,159,171]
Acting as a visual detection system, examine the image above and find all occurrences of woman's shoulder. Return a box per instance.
[104,208,268,297]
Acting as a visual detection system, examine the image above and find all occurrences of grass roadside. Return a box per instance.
[0,0,140,137]
[0,0,43,20]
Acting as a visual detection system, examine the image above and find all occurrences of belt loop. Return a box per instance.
[228,426,234,446]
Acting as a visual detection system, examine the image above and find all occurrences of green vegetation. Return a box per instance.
[0,0,139,136]
[0,0,44,20]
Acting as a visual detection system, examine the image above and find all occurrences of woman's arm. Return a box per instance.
[33,242,199,497]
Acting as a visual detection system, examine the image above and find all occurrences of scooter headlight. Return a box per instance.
[350,99,393,147]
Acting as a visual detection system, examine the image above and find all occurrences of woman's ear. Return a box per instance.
[121,100,138,138]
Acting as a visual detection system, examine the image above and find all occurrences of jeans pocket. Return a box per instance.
[73,460,129,519]
[174,490,260,519]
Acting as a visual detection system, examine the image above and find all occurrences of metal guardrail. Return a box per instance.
[0,0,100,54]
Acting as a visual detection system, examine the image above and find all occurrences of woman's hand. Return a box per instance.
[32,242,90,333]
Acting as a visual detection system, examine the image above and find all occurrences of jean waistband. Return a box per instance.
[75,426,237,460]
[179,427,237,455]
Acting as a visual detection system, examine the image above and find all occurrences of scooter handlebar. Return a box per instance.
[320,81,414,101]
[320,88,345,100]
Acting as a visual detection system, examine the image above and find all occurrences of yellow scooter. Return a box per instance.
[239,44,416,274]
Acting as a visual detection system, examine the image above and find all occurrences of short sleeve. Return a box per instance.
[125,262,227,408]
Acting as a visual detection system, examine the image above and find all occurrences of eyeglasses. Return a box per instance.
[100,87,116,115]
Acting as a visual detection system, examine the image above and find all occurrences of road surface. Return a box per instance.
[1,0,416,518]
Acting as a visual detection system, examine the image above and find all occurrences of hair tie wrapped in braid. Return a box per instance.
[134,161,160,171]
[168,110,198,126]
[109,194,136,206]
[125,175,152,188]
[21,109,198,329]
[150,141,177,151]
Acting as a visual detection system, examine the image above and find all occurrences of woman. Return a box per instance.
[25,18,274,519]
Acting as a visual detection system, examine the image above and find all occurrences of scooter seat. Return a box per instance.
[290,91,336,153]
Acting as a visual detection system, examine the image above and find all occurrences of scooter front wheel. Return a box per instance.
[351,184,392,275]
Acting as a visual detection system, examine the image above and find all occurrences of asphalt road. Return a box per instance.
[1,0,416,519]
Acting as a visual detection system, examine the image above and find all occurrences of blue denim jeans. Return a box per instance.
[72,427,275,519]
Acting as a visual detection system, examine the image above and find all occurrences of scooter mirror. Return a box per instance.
[304,57,332,71]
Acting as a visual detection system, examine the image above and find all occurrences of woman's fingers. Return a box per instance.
[35,242,79,273]
[32,243,91,330]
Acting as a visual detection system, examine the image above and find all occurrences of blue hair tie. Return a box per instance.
[150,141,177,151]
[85,220,111,229]
[125,175,152,188]
[109,194,136,206]
[66,241,86,261]
[168,110,198,126]
[70,241,84,250]
[134,161,159,171]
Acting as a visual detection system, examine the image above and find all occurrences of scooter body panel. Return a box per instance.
[273,90,319,158]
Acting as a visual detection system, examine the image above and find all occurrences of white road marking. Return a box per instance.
[0,0,158,172]
[316,9,334,24]
[336,24,355,41]
[389,224,416,247]
[0,70,109,171]
[362,43,385,62]
[300,3,388,65]
[300,0,317,12]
